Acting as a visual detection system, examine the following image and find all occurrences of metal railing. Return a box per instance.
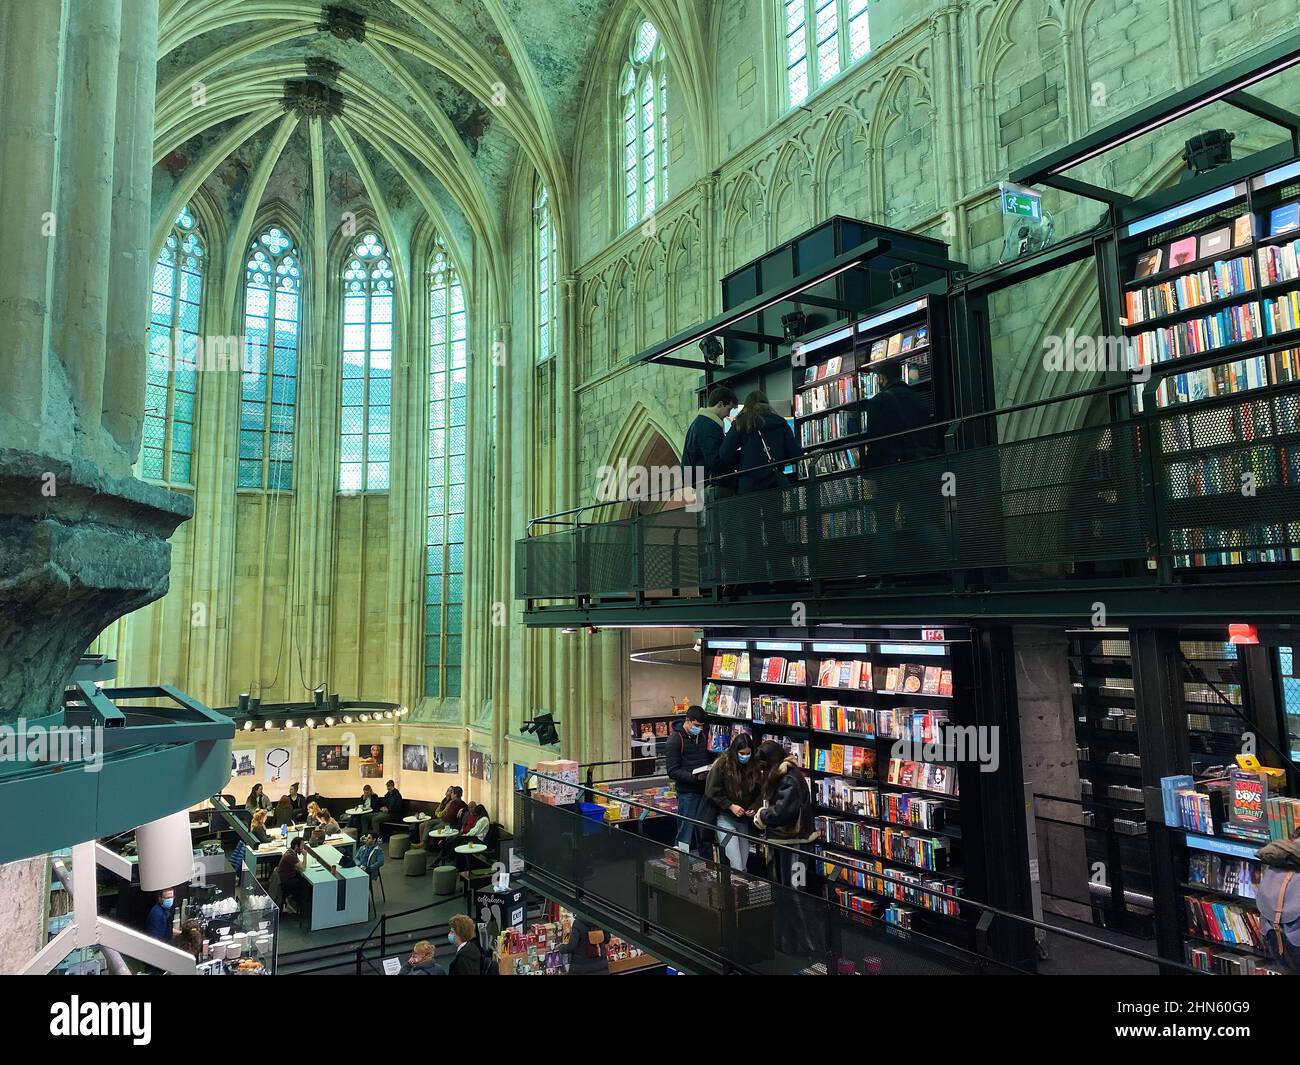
[514,767,1200,975]
[517,378,1300,605]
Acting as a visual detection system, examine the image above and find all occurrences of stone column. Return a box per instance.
[0,859,47,975]
[52,0,124,460]
[0,0,65,452]
[102,0,158,455]
[1013,625,1090,922]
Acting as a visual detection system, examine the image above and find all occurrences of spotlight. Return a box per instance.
[359,713,370,722]
[520,712,560,746]
[242,720,254,732]
[313,687,324,707]
[699,335,723,364]
[263,720,274,731]
[342,714,353,724]
[305,718,315,728]
[384,711,393,720]
[562,626,577,635]
[328,693,340,714]
[248,697,261,715]
[1182,129,1234,178]
[889,264,917,295]
[238,693,250,714]
[781,311,808,342]
[587,626,599,636]
[324,716,335,727]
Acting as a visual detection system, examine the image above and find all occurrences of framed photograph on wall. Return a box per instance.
[232,749,256,778]
[433,746,459,773]
[316,744,350,771]
[402,743,429,772]
[359,743,385,779]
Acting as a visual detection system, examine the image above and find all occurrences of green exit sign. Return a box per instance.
[999,182,1042,220]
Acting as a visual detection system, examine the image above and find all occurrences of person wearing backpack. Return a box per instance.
[717,391,802,582]
[1257,829,1300,971]
[665,706,711,853]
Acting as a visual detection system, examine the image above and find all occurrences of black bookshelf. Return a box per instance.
[699,626,988,949]
[629,713,686,774]
[1117,164,1300,570]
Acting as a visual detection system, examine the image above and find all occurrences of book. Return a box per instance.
[1169,236,1198,268]
[1135,249,1163,279]
[1234,214,1255,247]
[886,332,902,357]
[883,666,901,693]
[1199,226,1232,260]
[869,338,888,361]
[938,669,953,697]
[921,666,941,695]
[901,663,925,695]
[1270,202,1300,236]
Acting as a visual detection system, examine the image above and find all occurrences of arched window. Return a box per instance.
[339,231,393,493]
[535,184,556,364]
[620,20,668,230]
[239,226,301,490]
[143,207,203,484]
[783,0,870,108]
[425,241,467,699]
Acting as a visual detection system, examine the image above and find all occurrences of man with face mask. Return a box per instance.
[665,705,711,853]
[145,888,176,941]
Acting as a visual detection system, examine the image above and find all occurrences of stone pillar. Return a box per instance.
[52,0,124,457]
[102,0,158,454]
[0,0,64,451]
[1013,625,1090,922]
[0,858,47,974]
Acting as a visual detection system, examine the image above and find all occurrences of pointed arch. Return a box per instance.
[596,399,683,520]
[767,140,815,244]
[870,66,936,224]
[580,275,608,384]
[634,233,667,350]
[723,171,767,273]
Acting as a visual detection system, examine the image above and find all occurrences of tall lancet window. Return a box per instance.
[339,232,393,493]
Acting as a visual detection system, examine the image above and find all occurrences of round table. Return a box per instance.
[453,844,489,907]
[403,814,431,841]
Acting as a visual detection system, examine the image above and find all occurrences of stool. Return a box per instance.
[403,849,427,877]
[431,865,458,897]
[388,834,410,860]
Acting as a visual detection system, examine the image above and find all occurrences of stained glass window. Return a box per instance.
[621,20,668,230]
[536,185,556,365]
[784,0,871,109]
[339,232,393,493]
[143,207,203,484]
[239,226,301,490]
[425,241,467,699]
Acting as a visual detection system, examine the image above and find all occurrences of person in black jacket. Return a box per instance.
[665,706,711,852]
[862,360,938,469]
[704,732,762,871]
[560,915,610,976]
[718,391,803,581]
[681,385,739,495]
[753,740,819,956]
[862,361,945,565]
[368,780,404,834]
[447,914,484,975]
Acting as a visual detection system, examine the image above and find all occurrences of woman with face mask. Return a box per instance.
[704,732,762,870]
[447,914,484,975]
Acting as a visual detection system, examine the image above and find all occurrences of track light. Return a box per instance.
[781,311,808,342]
[342,714,352,724]
[285,719,295,729]
[359,713,369,722]
[1182,129,1234,178]
[263,720,274,731]
[238,693,250,714]
[313,687,324,707]
[890,264,917,295]
[324,716,335,727]
[519,711,560,746]
[699,335,723,364]
[242,720,254,732]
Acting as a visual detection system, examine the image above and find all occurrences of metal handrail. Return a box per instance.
[520,766,1201,973]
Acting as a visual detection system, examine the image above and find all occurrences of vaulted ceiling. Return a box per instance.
[152,0,626,308]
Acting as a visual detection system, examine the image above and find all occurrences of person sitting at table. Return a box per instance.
[368,779,405,835]
[447,914,483,975]
[348,785,377,832]
[250,809,272,844]
[286,782,308,822]
[355,831,385,880]
[434,804,490,863]
[276,836,308,915]
[245,783,271,814]
[317,808,340,836]
[305,801,323,828]
[272,793,295,827]
[435,786,467,828]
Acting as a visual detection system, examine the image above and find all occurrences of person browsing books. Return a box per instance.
[705,732,762,871]
[681,385,739,497]
[753,740,819,954]
[666,706,711,852]
[861,360,938,469]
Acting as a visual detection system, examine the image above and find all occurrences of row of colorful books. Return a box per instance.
[1262,290,1300,335]
[1131,302,1264,366]
[859,357,925,399]
[794,376,856,417]
[1153,351,1274,408]
[810,702,875,735]
[882,790,949,830]
[878,663,953,697]
[708,652,751,681]
[820,852,961,917]
[1185,943,1283,975]
[799,409,858,448]
[1187,853,1262,900]
[812,743,877,778]
[1184,896,1265,950]
[800,353,847,386]
[1132,215,1254,280]
[886,757,958,795]
[804,447,860,477]
[815,816,951,870]
[815,658,872,690]
[866,323,929,362]
[1165,445,1290,499]
[701,682,751,718]
[1125,254,1256,323]
[815,777,879,816]
[1256,236,1300,286]
[753,695,810,727]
